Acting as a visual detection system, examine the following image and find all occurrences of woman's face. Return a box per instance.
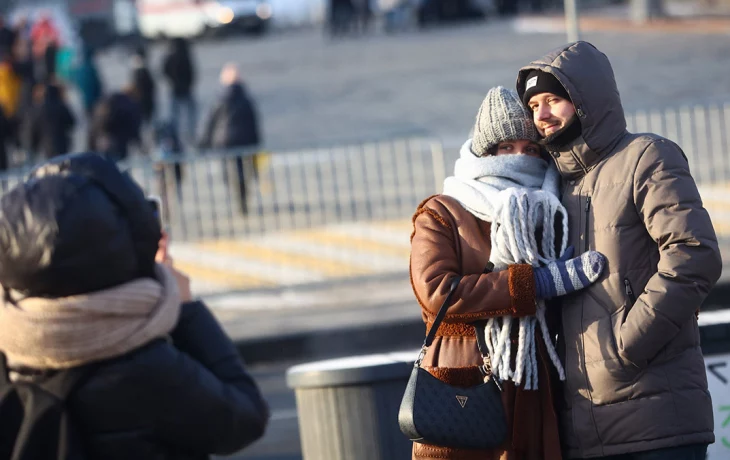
[495,140,542,158]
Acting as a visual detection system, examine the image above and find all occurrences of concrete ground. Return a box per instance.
[92,14,730,152]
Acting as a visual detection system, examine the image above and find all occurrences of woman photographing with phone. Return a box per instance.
[0,153,269,459]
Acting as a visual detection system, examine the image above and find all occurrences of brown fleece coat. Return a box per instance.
[409,195,562,460]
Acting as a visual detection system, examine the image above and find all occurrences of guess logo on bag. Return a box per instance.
[456,395,468,408]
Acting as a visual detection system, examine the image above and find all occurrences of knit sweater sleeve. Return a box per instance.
[410,197,536,322]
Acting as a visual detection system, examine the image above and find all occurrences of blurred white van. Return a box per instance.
[136,0,273,39]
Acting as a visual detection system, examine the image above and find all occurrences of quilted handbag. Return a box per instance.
[398,276,508,450]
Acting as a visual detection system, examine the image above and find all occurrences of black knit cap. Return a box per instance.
[522,70,571,106]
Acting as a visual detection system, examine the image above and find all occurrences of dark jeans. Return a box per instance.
[169,95,197,145]
[592,443,708,460]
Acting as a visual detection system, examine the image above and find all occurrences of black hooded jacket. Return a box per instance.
[0,153,269,459]
[199,83,260,149]
[24,84,75,159]
[163,39,195,98]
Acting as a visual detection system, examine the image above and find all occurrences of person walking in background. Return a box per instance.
[131,46,156,127]
[0,152,269,459]
[162,37,196,145]
[409,86,606,460]
[0,100,9,172]
[23,81,75,160]
[11,15,35,127]
[0,15,16,60]
[199,63,261,215]
[30,12,60,82]
[73,44,103,118]
[131,46,157,152]
[88,85,143,161]
[516,41,721,460]
[0,44,21,132]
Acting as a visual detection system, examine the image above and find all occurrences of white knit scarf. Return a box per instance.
[443,139,568,390]
[0,264,181,370]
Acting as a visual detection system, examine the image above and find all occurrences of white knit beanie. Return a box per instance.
[471,86,539,157]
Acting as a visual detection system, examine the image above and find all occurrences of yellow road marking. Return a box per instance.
[374,219,414,234]
[173,260,274,289]
[288,230,411,259]
[197,240,374,277]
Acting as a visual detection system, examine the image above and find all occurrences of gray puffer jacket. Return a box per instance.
[516,41,722,458]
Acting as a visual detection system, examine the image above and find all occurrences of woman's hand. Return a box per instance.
[156,230,193,303]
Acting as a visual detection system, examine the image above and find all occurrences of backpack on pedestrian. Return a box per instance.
[0,353,94,460]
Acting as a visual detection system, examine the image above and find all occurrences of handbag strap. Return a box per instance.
[415,275,462,366]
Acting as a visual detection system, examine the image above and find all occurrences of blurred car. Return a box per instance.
[137,0,272,39]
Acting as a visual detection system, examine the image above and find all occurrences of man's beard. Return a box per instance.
[539,115,583,151]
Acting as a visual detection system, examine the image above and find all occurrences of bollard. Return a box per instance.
[286,351,417,460]
[700,309,730,460]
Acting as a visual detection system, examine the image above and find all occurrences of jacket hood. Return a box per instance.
[0,153,160,297]
[516,41,627,176]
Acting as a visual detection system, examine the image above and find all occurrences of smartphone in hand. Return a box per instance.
[147,196,163,228]
[148,196,169,263]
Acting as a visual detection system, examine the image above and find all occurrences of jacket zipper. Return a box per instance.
[584,196,591,252]
[624,278,636,304]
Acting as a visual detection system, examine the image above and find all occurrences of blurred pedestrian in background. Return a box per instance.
[0,43,20,167]
[0,152,269,459]
[88,84,143,162]
[11,16,36,130]
[73,44,103,119]
[162,37,196,145]
[30,12,60,82]
[199,62,261,215]
[22,81,75,160]
[0,15,16,60]
[329,0,356,37]
[0,100,9,172]
[131,46,156,128]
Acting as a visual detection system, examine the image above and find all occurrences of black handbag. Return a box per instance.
[398,276,508,450]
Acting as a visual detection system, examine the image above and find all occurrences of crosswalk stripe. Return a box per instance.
[329,222,412,246]
[287,229,411,258]
[173,260,274,291]
[170,243,322,284]
[375,219,414,234]
[197,239,375,277]
[255,234,405,271]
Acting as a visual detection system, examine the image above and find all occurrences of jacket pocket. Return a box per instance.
[623,277,636,305]
[582,291,638,405]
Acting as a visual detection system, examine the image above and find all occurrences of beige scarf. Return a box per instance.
[0,264,181,370]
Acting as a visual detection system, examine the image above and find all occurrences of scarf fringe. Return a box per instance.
[444,139,568,390]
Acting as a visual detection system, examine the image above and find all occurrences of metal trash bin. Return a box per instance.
[286,351,418,460]
[700,309,730,460]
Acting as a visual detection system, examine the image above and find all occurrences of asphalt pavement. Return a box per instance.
[92,14,730,152]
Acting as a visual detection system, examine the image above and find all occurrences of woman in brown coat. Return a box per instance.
[409,87,606,460]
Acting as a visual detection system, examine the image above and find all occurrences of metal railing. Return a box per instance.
[1,101,728,293]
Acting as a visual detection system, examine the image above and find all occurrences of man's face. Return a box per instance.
[527,93,576,137]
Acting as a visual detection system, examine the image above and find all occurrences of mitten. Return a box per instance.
[534,247,606,299]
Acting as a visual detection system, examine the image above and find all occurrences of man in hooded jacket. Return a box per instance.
[515,41,721,459]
